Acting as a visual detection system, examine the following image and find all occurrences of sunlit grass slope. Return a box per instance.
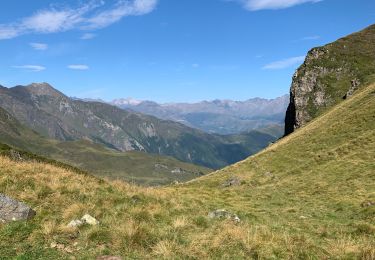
[0,83,374,259]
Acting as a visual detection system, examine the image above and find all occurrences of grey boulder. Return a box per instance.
[0,193,36,223]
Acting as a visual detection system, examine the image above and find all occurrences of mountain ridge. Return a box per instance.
[112,95,288,135]
[0,84,278,169]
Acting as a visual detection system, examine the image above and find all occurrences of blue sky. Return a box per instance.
[0,0,374,102]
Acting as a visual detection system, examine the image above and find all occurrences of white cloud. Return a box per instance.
[0,0,158,40]
[80,33,96,40]
[29,42,48,50]
[13,65,46,72]
[68,64,90,70]
[237,0,322,11]
[262,56,305,70]
[84,0,158,29]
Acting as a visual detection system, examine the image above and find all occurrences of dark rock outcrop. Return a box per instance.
[285,24,375,135]
[0,194,36,223]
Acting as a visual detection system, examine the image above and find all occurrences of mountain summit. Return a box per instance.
[25,82,66,97]
[285,24,375,135]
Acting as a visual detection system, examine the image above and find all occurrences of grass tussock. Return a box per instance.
[0,83,374,259]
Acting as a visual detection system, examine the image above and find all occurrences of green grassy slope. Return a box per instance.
[0,107,210,186]
[0,83,373,258]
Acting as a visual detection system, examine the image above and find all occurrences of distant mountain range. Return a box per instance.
[0,106,210,186]
[0,83,280,170]
[111,95,289,135]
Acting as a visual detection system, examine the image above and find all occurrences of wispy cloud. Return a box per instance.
[262,56,305,70]
[192,63,200,68]
[68,64,89,70]
[29,42,48,50]
[235,0,322,11]
[13,65,46,72]
[80,33,96,40]
[0,0,158,40]
[300,35,320,41]
[84,0,158,29]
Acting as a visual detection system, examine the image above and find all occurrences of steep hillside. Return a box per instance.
[1,82,373,259]
[0,83,276,169]
[285,24,375,135]
[0,107,210,186]
[113,95,288,135]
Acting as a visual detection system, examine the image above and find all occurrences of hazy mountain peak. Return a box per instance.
[24,82,65,98]
[112,98,142,106]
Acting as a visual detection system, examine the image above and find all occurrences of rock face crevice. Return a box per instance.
[285,24,375,135]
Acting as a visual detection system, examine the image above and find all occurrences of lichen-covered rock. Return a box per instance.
[0,193,36,223]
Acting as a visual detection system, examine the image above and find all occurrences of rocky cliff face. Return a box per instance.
[285,24,375,135]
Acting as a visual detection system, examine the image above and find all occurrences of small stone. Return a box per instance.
[361,201,375,208]
[131,195,142,204]
[50,242,57,248]
[208,209,240,223]
[64,246,74,253]
[299,216,308,219]
[222,177,241,187]
[208,209,231,219]
[67,219,83,228]
[81,214,99,225]
[233,215,241,224]
[264,172,274,178]
[57,244,65,250]
[171,168,183,174]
